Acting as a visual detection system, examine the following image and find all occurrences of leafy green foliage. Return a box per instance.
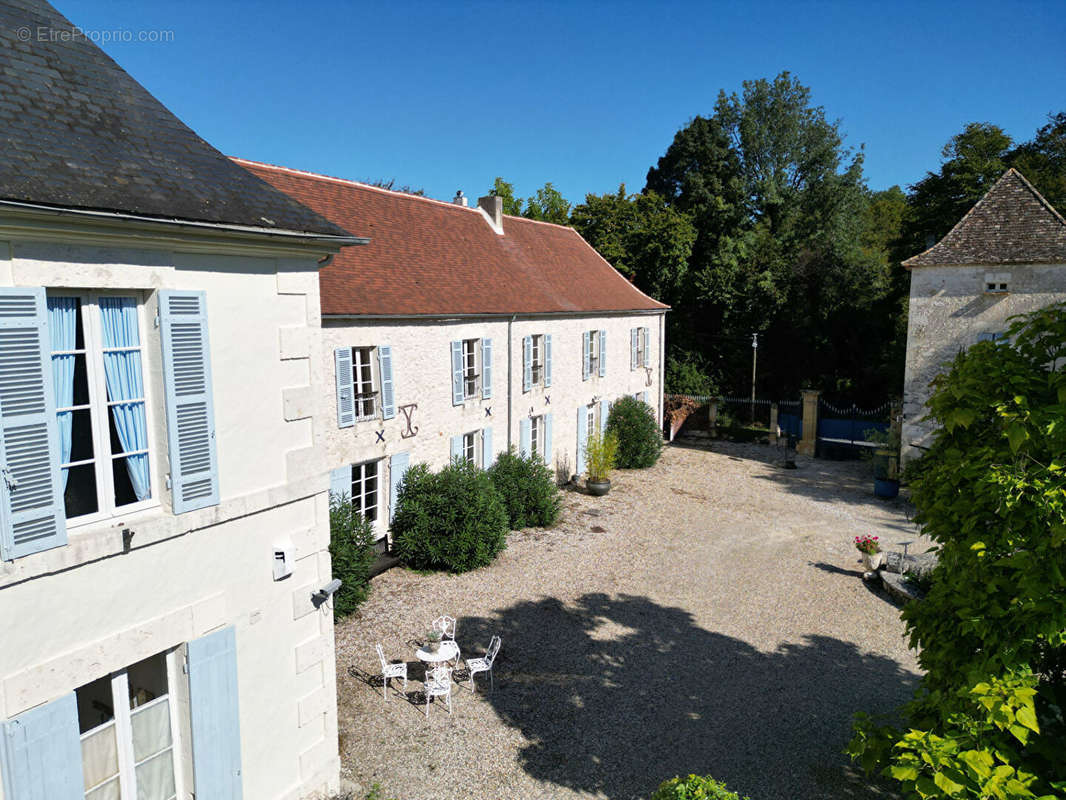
[849,304,1066,798]
[489,176,523,216]
[665,350,718,396]
[390,460,508,573]
[570,185,696,307]
[328,493,378,618]
[584,429,618,482]
[523,181,571,224]
[487,447,561,529]
[605,395,664,469]
[651,774,749,800]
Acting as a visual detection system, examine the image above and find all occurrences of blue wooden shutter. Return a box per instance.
[159,291,219,514]
[643,327,651,366]
[598,330,607,377]
[575,407,587,475]
[600,399,610,431]
[481,338,492,399]
[450,341,463,406]
[544,334,552,387]
[522,335,532,393]
[334,348,354,428]
[389,452,409,523]
[329,465,351,502]
[0,692,81,800]
[631,328,638,370]
[188,626,243,800]
[0,288,66,561]
[519,418,531,457]
[450,434,463,463]
[377,345,395,420]
[543,413,552,465]
[482,427,493,468]
[582,331,590,381]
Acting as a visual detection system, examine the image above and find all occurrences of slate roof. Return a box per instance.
[0,0,354,239]
[904,168,1066,268]
[238,159,669,317]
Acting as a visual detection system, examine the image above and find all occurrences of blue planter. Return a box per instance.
[874,478,899,499]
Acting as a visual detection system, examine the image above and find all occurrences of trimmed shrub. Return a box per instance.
[391,459,508,573]
[328,493,378,618]
[651,774,749,800]
[605,394,663,469]
[487,448,560,529]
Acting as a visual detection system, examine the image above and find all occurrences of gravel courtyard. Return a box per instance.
[334,441,928,800]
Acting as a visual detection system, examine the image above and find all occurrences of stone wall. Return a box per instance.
[902,262,1066,461]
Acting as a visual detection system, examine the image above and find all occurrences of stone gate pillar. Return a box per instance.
[709,397,720,438]
[769,403,779,445]
[797,389,820,456]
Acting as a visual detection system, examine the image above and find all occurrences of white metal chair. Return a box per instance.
[375,644,407,704]
[432,615,456,641]
[424,665,453,718]
[465,636,501,693]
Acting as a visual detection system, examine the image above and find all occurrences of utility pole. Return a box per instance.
[750,332,758,423]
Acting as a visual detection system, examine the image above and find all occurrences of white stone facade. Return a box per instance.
[322,310,665,536]
[902,262,1066,461]
[0,217,340,800]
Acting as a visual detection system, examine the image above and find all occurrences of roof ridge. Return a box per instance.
[230,157,488,214]
[1005,167,1066,227]
[501,213,576,231]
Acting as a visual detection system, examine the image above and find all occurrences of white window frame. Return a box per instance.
[530,334,544,386]
[530,415,542,459]
[462,338,480,399]
[48,290,160,529]
[587,331,599,375]
[462,431,480,467]
[587,404,598,437]
[350,459,381,528]
[351,346,378,421]
[635,328,646,368]
[77,649,185,800]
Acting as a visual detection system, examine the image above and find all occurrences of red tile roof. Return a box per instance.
[234,159,668,316]
[903,168,1066,268]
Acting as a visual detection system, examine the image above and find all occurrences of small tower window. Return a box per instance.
[984,272,1010,294]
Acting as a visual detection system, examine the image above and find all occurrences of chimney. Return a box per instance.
[478,194,503,229]
[452,190,468,207]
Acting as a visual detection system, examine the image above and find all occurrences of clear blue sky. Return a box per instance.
[66,0,1065,206]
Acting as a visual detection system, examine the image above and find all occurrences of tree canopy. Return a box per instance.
[522,181,572,225]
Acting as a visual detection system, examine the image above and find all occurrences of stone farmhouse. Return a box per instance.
[0,1,365,798]
[902,168,1066,461]
[238,160,667,544]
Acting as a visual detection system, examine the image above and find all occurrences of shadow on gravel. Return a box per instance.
[460,593,914,800]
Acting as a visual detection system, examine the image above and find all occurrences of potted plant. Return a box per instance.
[585,429,618,496]
[425,628,442,654]
[854,534,883,572]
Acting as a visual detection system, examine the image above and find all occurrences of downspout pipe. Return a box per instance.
[507,314,516,450]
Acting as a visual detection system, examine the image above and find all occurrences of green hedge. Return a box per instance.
[606,394,663,469]
[328,494,378,618]
[651,774,749,800]
[487,448,560,529]
[391,459,508,573]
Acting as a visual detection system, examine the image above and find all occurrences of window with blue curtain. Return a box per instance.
[47,297,77,490]
[99,297,151,503]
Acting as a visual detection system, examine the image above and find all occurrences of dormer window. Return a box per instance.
[984,272,1010,294]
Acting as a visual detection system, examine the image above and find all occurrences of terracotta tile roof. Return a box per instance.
[0,0,351,239]
[236,159,669,316]
[903,168,1066,268]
